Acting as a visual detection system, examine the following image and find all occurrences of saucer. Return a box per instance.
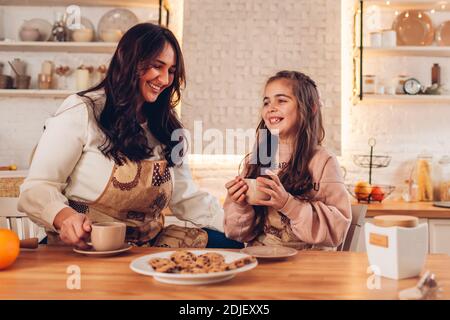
[73,244,132,257]
[240,245,297,259]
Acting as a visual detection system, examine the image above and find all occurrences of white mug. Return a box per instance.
[382,30,397,47]
[244,178,270,205]
[370,32,382,48]
[90,222,126,251]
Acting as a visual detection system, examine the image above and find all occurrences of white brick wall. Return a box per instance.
[181,0,342,155]
[3,1,449,203]
[0,5,164,168]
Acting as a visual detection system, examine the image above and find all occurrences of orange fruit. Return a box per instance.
[0,229,20,270]
[354,181,372,200]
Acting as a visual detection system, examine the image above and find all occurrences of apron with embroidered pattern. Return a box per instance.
[48,159,172,246]
[249,207,313,250]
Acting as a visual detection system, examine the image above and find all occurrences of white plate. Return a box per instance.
[73,243,132,257]
[241,246,298,259]
[129,250,258,285]
[20,19,52,41]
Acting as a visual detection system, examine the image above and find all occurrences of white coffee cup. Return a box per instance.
[244,178,270,205]
[91,222,126,251]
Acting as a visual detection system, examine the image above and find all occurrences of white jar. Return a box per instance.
[376,85,385,95]
[365,215,428,280]
[382,29,397,47]
[370,32,382,48]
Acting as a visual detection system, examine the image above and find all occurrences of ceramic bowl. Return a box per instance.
[19,27,41,41]
[100,29,123,42]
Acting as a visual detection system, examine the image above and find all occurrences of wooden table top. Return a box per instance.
[354,201,450,219]
[1,246,449,300]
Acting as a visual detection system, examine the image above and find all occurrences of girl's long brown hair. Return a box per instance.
[244,70,325,198]
[78,23,186,166]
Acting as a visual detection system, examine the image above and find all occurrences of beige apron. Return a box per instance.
[249,207,313,250]
[48,159,207,247]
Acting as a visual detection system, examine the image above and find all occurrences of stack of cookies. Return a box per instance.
[149,251,256,274]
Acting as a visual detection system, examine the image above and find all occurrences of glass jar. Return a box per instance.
[412,154,434,202]
[363,75,377,94]
[436,156,450,201]
[396,75,409,94]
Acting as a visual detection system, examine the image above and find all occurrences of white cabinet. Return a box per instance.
[429,219,450,255]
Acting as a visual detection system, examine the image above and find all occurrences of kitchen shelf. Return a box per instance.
[0,0,170,10]
[0,41,117,53]
[353,0,450,102]
[357,94,450,104]
[361,46,450,57]
[364,0,450,11]
[363,0,450,11]
[0,89,74,98]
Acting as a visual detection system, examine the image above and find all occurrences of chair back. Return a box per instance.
[338,204,367,251]
[0,197,43,240]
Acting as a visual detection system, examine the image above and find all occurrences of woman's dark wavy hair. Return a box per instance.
[78,23,186,166]
[243,70,325,198]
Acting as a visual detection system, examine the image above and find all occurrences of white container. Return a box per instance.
[365,215,428,280]
[385,85,396,95]
[370,32,382,48]
[376,85,385,95]
[382,29,397,47]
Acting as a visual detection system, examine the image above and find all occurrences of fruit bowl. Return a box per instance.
[346,183,395,203]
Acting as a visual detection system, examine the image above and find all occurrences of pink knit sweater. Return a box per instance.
[223,145,351,248]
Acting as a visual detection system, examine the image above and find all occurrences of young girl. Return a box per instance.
[224,71,351,250]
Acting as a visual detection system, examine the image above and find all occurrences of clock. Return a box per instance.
[403,78,422,95]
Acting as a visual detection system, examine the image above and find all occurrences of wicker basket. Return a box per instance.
[0,177,25,197]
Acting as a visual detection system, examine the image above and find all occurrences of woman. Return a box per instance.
[18,23,239,249]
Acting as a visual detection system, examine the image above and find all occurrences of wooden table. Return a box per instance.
[1,246,449,300]
[355,200,450,218]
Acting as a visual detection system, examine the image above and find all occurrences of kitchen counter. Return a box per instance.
[356,200,450,219]
[1,246,449,300]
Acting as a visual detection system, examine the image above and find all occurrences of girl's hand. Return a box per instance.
[255,170,289,210]
[53,208,92,249]
[225,176,249,207]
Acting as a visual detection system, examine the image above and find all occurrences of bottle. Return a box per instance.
[52,12,68,42]
[414,154,434,202]
[436,156,450,201]
[432,63,441,86]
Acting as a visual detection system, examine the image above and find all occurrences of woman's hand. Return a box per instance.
[255,170,289,210]
[225,176,249,207]
[53,208,92,249]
